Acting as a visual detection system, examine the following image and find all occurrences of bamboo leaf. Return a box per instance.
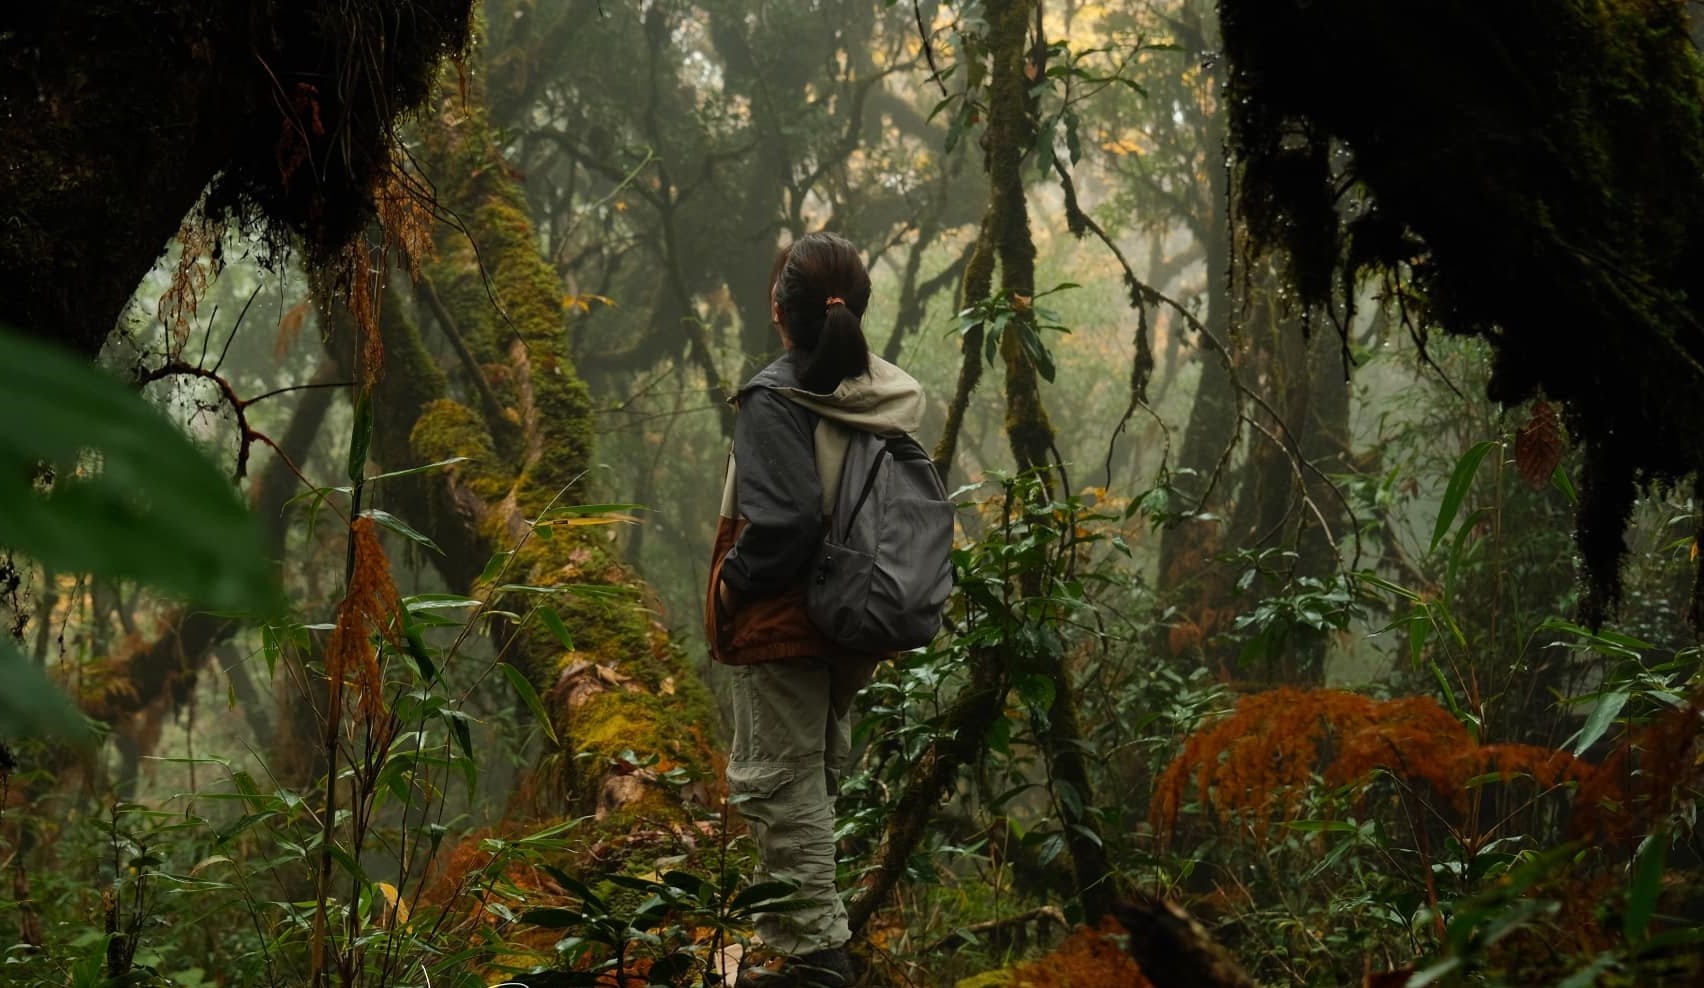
[501,662,559,747]
[362,508,442,554]
[538,606,575,651]
[404,594,483,612]
[1430,440,1496,552]
[1407,605,1430,668]
[1568,690,1629,755]
[1625,835,1665,943]
[366,456,470,484]
[347,389,374,485]
[1554,954,1617,988]
[441,709,475,761]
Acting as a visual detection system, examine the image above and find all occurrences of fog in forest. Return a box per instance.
[3,2,1701,986]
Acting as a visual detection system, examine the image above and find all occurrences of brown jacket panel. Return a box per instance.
[706,515,844,665]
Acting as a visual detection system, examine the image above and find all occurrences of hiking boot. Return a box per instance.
[734,946,856,988]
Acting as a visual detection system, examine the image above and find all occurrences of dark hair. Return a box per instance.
[770,232,872,393]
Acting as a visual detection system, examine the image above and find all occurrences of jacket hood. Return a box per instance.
[737,351,925,436]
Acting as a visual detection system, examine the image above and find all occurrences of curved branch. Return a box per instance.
[1054,156,1362,566]
[415,272,514,448]
[137,361,268,480]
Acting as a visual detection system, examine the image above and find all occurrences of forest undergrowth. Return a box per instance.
[3,349,1700,987]
[5,1,1704,986]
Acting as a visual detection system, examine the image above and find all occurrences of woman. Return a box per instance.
[705,232,927,988]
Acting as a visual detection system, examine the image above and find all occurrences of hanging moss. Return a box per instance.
[1220,0,1704,624]
[2,1,473,356]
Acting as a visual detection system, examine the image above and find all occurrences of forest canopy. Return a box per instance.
[0,2,1700,987]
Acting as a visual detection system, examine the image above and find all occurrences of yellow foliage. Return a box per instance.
[1100,136,1147,157]
[375,880,409,927]
[561,293,617,314]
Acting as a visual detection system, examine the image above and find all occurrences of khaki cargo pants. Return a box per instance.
[727,656,878,956]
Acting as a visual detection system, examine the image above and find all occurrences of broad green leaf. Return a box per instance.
[1430,440,1496,552]
[729,880,802,912]
[0,639,89,744]
[0,327,277,612]
[1016,673,1057,711]
[985,714,1012,757]
[1568,690,1629,755]
[519,907,585,929]
[1624,835,1665,943]
[662,871,712,898]
[1054,777,1083,819]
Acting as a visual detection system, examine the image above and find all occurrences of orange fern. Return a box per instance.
[1153,689,1590,840]
[1571,695,1702,845]
[1001,915,1155,988]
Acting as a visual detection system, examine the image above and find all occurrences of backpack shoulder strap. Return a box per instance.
[812,417,853,516]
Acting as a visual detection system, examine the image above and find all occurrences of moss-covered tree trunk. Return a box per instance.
[345,63,719,831]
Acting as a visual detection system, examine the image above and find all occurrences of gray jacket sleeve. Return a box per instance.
[720,388,823,596]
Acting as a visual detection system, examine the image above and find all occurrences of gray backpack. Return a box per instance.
[807,427,954,653]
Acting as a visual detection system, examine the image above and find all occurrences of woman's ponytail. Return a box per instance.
[772,232,874,394]
[800,299,870,393]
